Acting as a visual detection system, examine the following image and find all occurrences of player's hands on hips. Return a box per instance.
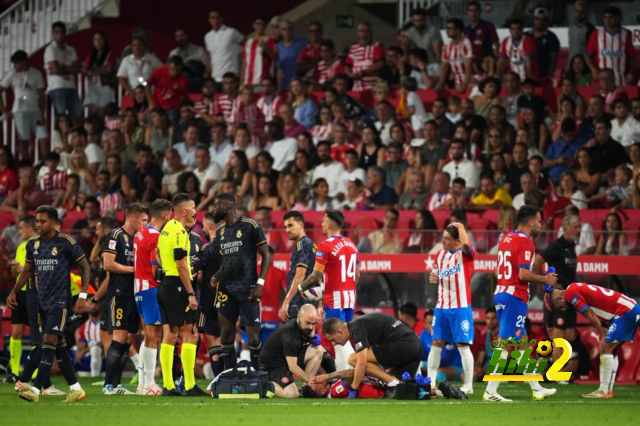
[74,298,87,314]
[544,273,558,287]
[249,284,263,305]
[278,303,290,322]
[188,294,198,311]
[6,291,17,309]
[599,336,610,353]
[311,374,329,385]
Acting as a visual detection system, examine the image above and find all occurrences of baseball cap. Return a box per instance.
[533,7,549,18]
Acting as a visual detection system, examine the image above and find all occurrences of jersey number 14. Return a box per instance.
[339,254,357,282]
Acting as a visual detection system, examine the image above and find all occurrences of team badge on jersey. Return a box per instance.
[524,251,531,260]
[109,240,116,250]
[123,234,129,244]
[35,240,40,249]
[236,230,242,238]
[52,247,57,256]
[195,244,200,252]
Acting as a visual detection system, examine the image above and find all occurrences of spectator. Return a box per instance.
[128,145,163,203]
[310,39,344,89]
[526,8,560,80]
[464,1,499,56]
[512,172,534,210]
[276,20,308,91]
[209,122,233,168]
[544,118,585,182]
[362,166,398,210]
[631,98,640,123]
[377,46,412,89]
[144,56,189,126]
[585,6,636,87]
[94,170,123,214]
[68,148,97,195]
[489,153,508,189]
[573,147,601,197]
[528,155,552,194]
[103,102,122,134]
[396,28,415,64]
[339,150,366,194]
[357,125,386,170]
[44,22,81,124]
[256,77,285,122]
[382,142,408,190]
[425,171,451,210]
[471,175,513,209]
[231,124,260,170]
[611,99,640,148]
[396,143,428,195]
[297,21,324,76]
[330,74,364,119]
[204,8,244,85]
[478,125,512,174]
[329,123,356,165]
[169,26,207,65]
[312,141,344,198]
[266,118,298,172]
[487,105,516,147]
[502,72,522,127]
[544,171,587,225]
[116,37,162,98]
[374,100,397,147]
[460,99,487,146]
[629,142,640,180]
[406,209,438,253]
[330,103,356,133]
[83,31,116,117]
[363,82,392,126]
[345,22,385,92]
[470,52,498,93]
[588,165,632,209]
[597,68,629,113]
[567,1,595,68]
[52,173,81,212]
[359,208,402,254]
[248,174,282,211]
[443,139,480,192]
[595,212,628,256]
[120,107,145,147]
[587,119,629,174]
[105,154,130,197]
[307,178,334,211]
[397,77,427,135]
[631,173,640,209]
[279,103,306,138]
[473,77,501,120]
[193,146,222,196]
[521,106,551,154]
[296,132,317,163]
[336,177,366,211]
[279,172,300,211]
[398,170,430,210]
[241,14,277,87]
[254,207,288,251]
[164,122,204,172]
[406,8,442,76]
[161,148,191,199]
[145,108,173,160]
[225,150,251,201]
[131,85,150,125]
[558,204,596,255]
[557,77,586,120]
[565,54,592,87]
[516,78,546,119]
[310,105,333,144]
[288,77,317,129]
[69,126,100,178]
[407,48,434,90]
[214,72,240,127]
[0,50,46,161]
[0,147,18,205]
[230,84,266,144]
[252,151,279,200]
[579,95,613,142]
[290,150,314,188]
[430,97,455,144]
[421,120,447,171]
[551,98,580,143]
[437,18,473,93]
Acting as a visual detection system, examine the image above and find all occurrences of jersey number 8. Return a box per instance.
[497,250,512,280]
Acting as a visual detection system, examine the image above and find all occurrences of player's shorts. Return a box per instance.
[264,345,308,389]
[324,307,354,322]
[287,294,315,320]
[100,303,109,332]
[135,287,162,326]
[158,276,196,328]
[544,304,577,330]
[11,291,29,325]
[39,299,72,337]
[437,366,463,382]
[432,307,474,344]
[216,288,260,327]
[371,337,422,379]
[108,293,140,334]
[197,289,220,336]
[26,290,42,344]
[494,292,528,342]
[605,304,640,343]
[260,321,279,343]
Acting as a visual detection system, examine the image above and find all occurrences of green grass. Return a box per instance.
[1,378,639,426]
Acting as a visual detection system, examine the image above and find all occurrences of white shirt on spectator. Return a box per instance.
[204,25,244,82]
[567,190,588,210]
[209,141,233,168]
[1,68,45,112]
[512,192,525,210]
[611,117,640,147]
[312,161,346,198]
[164,143,204,172]
[44,41,78,91]
[374,119,396,147]
[339,167,366,194]
[117,53,162,89]
[406,91,427,131]
[442,158,480,190]
[266,137,298,172]
[84,143,104,168]
[233,143,260,160]
[193,162,222,194]
[558,222,596,256]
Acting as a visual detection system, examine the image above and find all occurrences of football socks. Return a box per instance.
[9,337,22,376]
[208,346,224,377]
[105,341,126,386]
[221,345,237,370]
[160,343,175,390]
[181,343,197,390]
[249,343,262,370]
[427,346,442,387]
[55,343,80,386]
[458,345,474,389]
[33,344,56,390]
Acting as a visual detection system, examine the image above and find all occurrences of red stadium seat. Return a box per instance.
[467,218,495,252]
[622,219,640,254]
[615,328,640,384]
[579,326,602,379]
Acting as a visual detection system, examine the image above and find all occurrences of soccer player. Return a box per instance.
[307,370,389,399]
[427,222,475,395]
[298,208,359,370]
[322,313,423,397]
[210,193,271,371]
[132,198,172,395]
[157,193,205,396]
[279,211,317,322]
[260,304,326,398]
[100,203,148,395]
[437,18,473,93]
[545,283,640,399]
[7,205,90,403]
[483,205,558,402]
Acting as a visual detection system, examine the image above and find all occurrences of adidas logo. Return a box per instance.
[154,321,161,325]
[33,250,39,255]
[52,326,59,331]
[178,287,182,292]
[254,318,260,323]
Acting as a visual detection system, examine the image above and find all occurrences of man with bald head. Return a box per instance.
[260,304,326,398]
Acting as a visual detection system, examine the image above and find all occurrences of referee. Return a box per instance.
[533,214,580,368]
[157,193,206,396]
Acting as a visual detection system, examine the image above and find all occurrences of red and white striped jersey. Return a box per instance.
[78,319,101,347]
[311,123,333,144]
[133,224,160,293]
[499,35,537,81]
[242,36,277,86]
[564,282,637,320]
[345,41,384,91]
[40,169,67,197]
[230,101,265,145]
[256,95,284,123]
[314,235,359,309]
[442,37,474,87]
[313,59,345,85]
[435,246,474,309]
[426,193,452,211]
[600,87,629,109]
[194,96,214,116]
[586,28,636,87]
[96,191,123,214]
[494,230,536,303]
[214,93,236,125]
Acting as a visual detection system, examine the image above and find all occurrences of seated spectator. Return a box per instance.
[255,207,289,252]
[330,74,364,119]
[71,125,102,177]
[487,105,516,147]
[630,142,640,180]
[145,108,173,161]
[477,125,512,174]
[193,146,222,196]
[443,139,480,192]
[382,142,407,191]
[551,97,581,141]
[397,76,427,136]
[356,125,386,170]
[472,77,501,120]
[544,171,587,226]
[256,77,284,123]
[248,174,283,211]
[374,100,397,146]
[49,115,72,166]
[565,54,592,87]
[430,208,477,254]
[558,205,596,255]
[224,150,252,202]
[528,155,552,193]
[489,153,508,190]
[38,151,68,199]
[166,122,205,172]
[266,117,298,172]
[131,85,150,125]
[588,165,632,209]
[488,206,516,253]
[579,95,613,142]
[174,99,210,146]
[505,142,530,196]
[406,209,438,252]
[597,68,628,113]
[398,170,430,210]
[586,119,629,174]
[102,103,121,134]
[310,105,333,144]
[296,132,317,163]
[339,150,366,194]
[128,145,163,203]
[389,122,410,146]
[310,39,345,90]
[470,52,498,94]
[520,106,551,155]
[168,26,207,65]
[336,177,366,211]
[422,120,448,174]
[0,166,49,215]
[512,172,535,210]
[105,129,137,175]
[396,143,428,195]
[94,170,123,214]
[230,85,266,146]
[116,37,161,97]
[330,103,356,133]
[362,166,398,210]
[558,77,586,120]
[595,212,628,256]
[52,173,82,212]
[279,172,300,211]
[290,150,314,188]
[71,197,100,255]
[312,141,345,198]
[426,171,452,210]
[610,99,640,148]
[631,173,640,209]
[516,78,546,120]
[308,178,334,211]
[573,147,601,197]
[288,77,317,129]
[407,48,434,90]
[544,118,585,182]
[471,175,513,209]
[501,72,522,127]
[279,103,306,138]
[459,99,486,146]
[161,148,191,199]
[377,46,412,89]
[329,123,356,165]
[0,146,18,205]
[430,97,455,144]
[252,151,279,200]
[232,124,260,170]
[358,208,402,254]
[209,122,233,168]
[145,55,188,126]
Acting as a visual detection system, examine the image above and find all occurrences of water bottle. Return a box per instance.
[415,374,424,385]
[544,267,556,293]
[402,372,411,382]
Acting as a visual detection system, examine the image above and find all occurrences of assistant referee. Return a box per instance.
[157,193,205,397]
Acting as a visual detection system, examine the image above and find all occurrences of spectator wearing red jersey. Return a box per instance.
[310,39,345,90]
[256,77,284,123]
[597,68,629,113]
[0,167,51,215]
[437,18,474,93]
[585,6,636,87]
[230,84,266,145]
[345,22,385,92]
[279,103,306,139]
[297,21,324,76]
[214,72,240,128]
[330,123,356,165]
[38,151,68,199]
[145,56,189,127]
[0,146,19,205]
[497,19,536,82]
[464,1,499,57]
[94,170,123,214]
[241,14,278,87]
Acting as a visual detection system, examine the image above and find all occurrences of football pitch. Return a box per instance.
[0,379,638,426]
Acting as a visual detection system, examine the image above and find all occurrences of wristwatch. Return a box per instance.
[90,296,99,304]
[188,292,195,297]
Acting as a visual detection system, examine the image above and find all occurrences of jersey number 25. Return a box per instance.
[497,250,512,280]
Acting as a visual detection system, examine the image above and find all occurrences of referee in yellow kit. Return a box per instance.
[156,193,206,397]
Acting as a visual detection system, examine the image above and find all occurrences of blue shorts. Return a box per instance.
[432,307,474,344]
[48,88,82,118]
[494,292,528,341]
[135,288,162,326]
[260,321,279,344]
[606,304,640,343]
[324,307,354,322]
[436,366,463,382]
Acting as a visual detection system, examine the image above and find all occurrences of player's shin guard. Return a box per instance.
[458,345,474,388]
[142,345,158,387]
[105,341,126,386]
[599,354,615,393]
[249,343,262,370]
[160,343,175,390]
[33,344,56,391]
[208,346,224,377]
[321,352,336,373]
[427,346,442,387]
[90,345,103,377]
[55,343,80,387]
[181,343,197,390]
[221,345,237,370]
[9,337,23,375]
[113,343,131,385]
[485,348,508,394]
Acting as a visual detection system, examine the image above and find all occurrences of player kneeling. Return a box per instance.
[259,304,327,398]
[545,282,640,399]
